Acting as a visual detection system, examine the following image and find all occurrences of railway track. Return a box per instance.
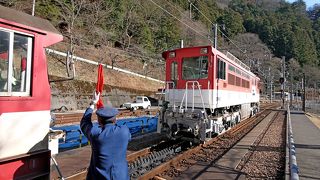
[236,110,286,179]
[53,108,159,125]
[54,102,274,125]
[57,103,280,179]
[126,103,280,179]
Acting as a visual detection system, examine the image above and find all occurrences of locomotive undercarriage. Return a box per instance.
[160,103,259,142]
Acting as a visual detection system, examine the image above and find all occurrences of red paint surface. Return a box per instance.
[0,8,63,178]
[0,17,62,114]
[163,46,260,95]
[0,151,50,179]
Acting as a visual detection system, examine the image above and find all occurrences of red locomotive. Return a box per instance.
[159,45,260,142]
[0,6,62,179]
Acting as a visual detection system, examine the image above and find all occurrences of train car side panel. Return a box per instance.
[0,5,63,179]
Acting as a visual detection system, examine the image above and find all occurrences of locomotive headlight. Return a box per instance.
[200,48,208,54]
[169,51,176,58]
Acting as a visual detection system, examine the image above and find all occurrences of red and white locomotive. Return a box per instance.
[159,45,260,142]
[0,6,62,179]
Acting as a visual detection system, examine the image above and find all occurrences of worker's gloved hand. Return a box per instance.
[91,91,100,105]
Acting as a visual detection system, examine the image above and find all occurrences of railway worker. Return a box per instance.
[81,92,131,180]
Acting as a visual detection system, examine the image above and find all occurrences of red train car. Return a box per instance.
[0,6,62,179]
[159,46,260,141]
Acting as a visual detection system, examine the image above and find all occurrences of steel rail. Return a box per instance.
[54,109,159,125]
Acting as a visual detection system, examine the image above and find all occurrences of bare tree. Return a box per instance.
[54,0,86,54]
[0,0,17,7]
[82,0,114,47]
[83,0,113,30]
[122,4,136,49]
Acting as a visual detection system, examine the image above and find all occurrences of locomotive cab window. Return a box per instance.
[217,58,226,80]
[0,29,33,96]
[171,61,178,81]
[182,56,208,80]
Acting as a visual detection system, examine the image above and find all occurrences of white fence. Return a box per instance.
[46,48,165,84]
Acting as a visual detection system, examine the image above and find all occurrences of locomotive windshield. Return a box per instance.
[182,56,208,80]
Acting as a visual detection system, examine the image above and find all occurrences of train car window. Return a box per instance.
[228,65,235,72]
[182,56,208,80]
[217,59,226,80]
[0,29,33,96]
[235,68,241,76]
[0,31,9,93]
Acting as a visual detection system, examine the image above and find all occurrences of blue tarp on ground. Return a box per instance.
[52,116,158,151]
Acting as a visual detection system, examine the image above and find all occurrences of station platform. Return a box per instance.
[290,111,320,179]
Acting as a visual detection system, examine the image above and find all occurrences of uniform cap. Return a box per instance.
[96,106,119,121]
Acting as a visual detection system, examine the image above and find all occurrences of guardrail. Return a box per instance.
[287,105,299,180]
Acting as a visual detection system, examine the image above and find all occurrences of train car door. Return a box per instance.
[216,56,226,108]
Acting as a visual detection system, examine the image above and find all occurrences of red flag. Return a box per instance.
[96,64,104,109]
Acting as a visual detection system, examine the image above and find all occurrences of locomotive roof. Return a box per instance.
[0,5,61,35]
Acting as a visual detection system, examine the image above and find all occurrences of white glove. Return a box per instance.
[11,76,17,85]
[91,91,100,105]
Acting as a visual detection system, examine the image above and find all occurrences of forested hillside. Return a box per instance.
[1,0,320,88]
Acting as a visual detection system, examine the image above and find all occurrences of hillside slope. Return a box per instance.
[1,0,320,110]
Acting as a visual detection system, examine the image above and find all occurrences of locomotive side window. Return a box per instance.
[217,58,226,80]
[182,56,208,80]
[228,65,235,72]
[0,29,33,96]
[171,61,178,81]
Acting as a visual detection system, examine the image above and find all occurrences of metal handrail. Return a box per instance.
[51,155,65,180]
[64,129,84,148]
[165,81,176,111]
[179,81,206,112]
[207,80,214,114]
[225,51,250,71]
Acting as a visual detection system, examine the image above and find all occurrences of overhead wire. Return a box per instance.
[146,0,213,43]
[163,0,209,36]
[189,1,247,55]
[218,28,247,54]
[71,34,162,63]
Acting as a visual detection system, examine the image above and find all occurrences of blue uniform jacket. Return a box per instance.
[80,108,131,180]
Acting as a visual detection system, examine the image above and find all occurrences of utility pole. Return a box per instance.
[180,39,184,48]
[189,1,192,19]
[32,0,36,16]
[302,73,306,112]
[290,68,293,108]
[281,56,285,108]
[268,67,273,103]
[212,24,218,49]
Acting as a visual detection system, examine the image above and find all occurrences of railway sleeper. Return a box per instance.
[129,147,176,178]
